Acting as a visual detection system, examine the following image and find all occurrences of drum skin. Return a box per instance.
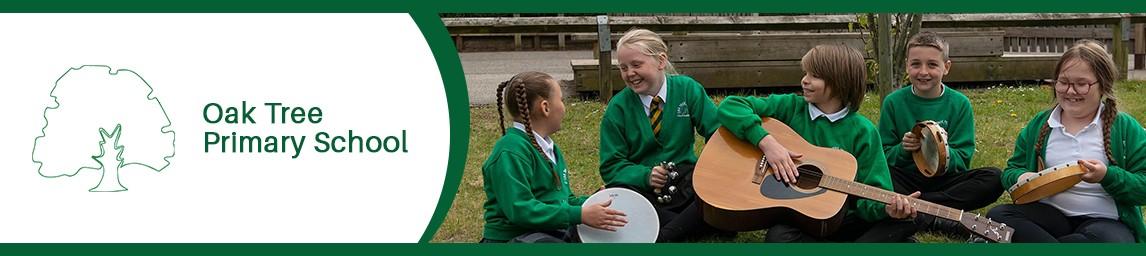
[912,121,949,177]
[577,188,659,243]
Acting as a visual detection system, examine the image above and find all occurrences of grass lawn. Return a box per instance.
[433,81,1146,243]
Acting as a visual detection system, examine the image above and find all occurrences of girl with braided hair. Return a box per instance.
[988,40,1146,242]
[480,71,627,243]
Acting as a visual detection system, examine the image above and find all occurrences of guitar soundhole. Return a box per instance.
[794,164,824,190]
[758,163,828,199]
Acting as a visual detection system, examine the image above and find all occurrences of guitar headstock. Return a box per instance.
[958,212,1014,243]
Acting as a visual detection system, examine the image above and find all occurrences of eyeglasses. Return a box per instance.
[1054,79,1098,94]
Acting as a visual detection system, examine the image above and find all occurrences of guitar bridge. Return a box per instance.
[752,155,767,184]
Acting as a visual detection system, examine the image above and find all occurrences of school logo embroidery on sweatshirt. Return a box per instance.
[560,168,570,188]
[936,119,949,130]
[676,102,690,118]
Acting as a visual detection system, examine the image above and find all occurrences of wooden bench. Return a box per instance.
[572,31,1061,92]
[452,33,599,52]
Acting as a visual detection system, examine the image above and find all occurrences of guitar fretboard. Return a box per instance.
[817,175,963,221]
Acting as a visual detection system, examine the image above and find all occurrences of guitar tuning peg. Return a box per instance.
[668,186,678,194]
[668,171,679,180]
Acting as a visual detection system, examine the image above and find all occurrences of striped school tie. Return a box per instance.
[650,96,663,137]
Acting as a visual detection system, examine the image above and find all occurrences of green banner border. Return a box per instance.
[410,12,469,243]
[3,1,1146,255]
[1,243,1144,254]
[0,0,1144,12]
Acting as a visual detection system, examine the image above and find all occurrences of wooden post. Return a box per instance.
[1114,17,1129,80]
[558,13,566,50]
[597,15,614,103]
[513,13,522,51]
[1134,23,1144,70]
[453,35,463,51]
[877,14,894,100]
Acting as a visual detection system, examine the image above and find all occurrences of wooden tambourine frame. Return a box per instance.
[1007,162,1085,204]
[912,120,950,177]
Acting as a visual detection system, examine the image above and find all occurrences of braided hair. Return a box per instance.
[494,71,561,186]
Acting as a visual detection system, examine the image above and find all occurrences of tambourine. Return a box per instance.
[912,120,950,177]
[1007,162,1085,204]
[577,188,659,243]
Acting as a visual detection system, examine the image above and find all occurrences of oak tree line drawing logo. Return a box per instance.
[32,65,176,192]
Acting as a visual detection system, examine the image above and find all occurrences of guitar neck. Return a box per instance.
[817,175,963,222]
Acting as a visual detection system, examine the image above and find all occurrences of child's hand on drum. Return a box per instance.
[758,135,803,184]
[1078,159,1108,183]
[582,199,628,231]
[902,132,921,152]
[885,191,921,219]
[649,166,668,189]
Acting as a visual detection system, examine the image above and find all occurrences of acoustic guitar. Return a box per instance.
[694,118,1013,243]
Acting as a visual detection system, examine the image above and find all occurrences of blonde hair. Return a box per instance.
[801,44,867,112]
[616,28,676,74]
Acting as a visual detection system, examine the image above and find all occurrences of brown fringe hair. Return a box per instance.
[801,44,868,112]
[907,31,951,60]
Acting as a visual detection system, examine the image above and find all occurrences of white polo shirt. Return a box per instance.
[513,122,556,164]
[1041,104,1119,220]
[639,74,669,116]
[808,103,849,123]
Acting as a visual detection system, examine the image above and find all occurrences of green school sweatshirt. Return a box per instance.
[599,75,719,191]
[1002,109,1146,242]
[717,93,893,222]
[482,128,588,241]
[879,85,977,174]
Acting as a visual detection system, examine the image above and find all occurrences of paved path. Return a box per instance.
[461,50,592,105]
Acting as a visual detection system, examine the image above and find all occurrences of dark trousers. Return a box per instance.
[987,202,1135,243]
[889,166,1003,211]
[609,164,717,242]
[764,215,917,242]
[479,228,579,243]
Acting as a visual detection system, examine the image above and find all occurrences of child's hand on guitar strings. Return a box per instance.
[885,191,921,219]
[649,166,668,189]
[1078,159,1108,183]
[758,135,804,184]
[582,199,628,232]
[901,132,921,152]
